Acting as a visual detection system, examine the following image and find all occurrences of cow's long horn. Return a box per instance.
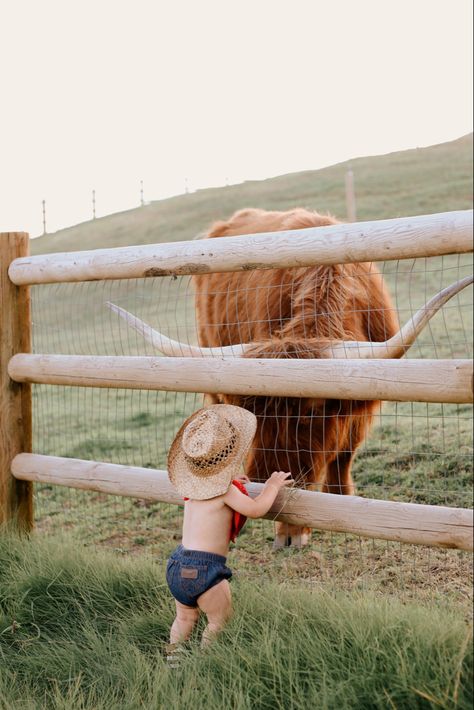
[327,274,473,359]
[106,302,247,357]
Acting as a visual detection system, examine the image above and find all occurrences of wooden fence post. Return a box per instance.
[0,232,33,530]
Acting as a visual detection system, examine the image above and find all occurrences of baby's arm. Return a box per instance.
[222,471,293,518]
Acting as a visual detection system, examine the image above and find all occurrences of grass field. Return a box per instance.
[21,133,473,608]
[0,534,472,710]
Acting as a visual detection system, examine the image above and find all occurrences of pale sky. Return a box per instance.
[1,0,472,237]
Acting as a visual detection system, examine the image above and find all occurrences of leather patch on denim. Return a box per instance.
[181,567,198,579]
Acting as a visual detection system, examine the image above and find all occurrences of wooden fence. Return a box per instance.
[1,210,473,550]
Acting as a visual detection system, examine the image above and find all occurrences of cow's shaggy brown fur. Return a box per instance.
[193,208,399,545]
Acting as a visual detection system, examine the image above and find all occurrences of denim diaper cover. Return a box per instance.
[166,545,232,608]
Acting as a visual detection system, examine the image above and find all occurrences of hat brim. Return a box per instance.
[168,405,257,500]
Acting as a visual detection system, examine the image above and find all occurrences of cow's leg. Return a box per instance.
[273,521,292,549]
[273,521,311,549]
[287,480,321,548]
[289,524,311,548]
[324,410,374,495]
[324,451,356,495]
[320,413,353,496]
[203,393,220,407]
[273,477,323,550]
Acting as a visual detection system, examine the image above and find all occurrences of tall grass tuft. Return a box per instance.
[0,532,472,709]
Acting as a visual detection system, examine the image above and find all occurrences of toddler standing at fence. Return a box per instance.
[165,404,292,661]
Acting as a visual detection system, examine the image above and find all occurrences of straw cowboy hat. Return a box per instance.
[168,405,257,500]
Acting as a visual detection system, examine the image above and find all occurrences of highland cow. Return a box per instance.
[109,208,472,548]
[192,208,398,547]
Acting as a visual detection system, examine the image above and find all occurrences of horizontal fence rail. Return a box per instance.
[8,210,473,285]
[11,454,473,551]
[8,355,474,403]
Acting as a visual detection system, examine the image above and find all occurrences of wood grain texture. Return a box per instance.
[0,233,33,530]
[8,354,473,404]
[12,454,473,551]
[8,210,473,285]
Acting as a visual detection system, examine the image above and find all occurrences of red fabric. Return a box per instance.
[183,479,249,543]
[229,479,249,542]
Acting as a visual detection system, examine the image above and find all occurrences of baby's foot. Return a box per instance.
[164,642,186,669]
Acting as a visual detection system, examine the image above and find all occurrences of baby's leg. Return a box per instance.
[197,579,232,647]
[170,600,200,644]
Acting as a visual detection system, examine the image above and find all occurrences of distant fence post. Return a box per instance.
[42,200,47,235]
[0,232,33,531]
[345,168,357,222]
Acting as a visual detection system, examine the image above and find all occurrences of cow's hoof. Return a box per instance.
[288,532,311,548]
[273,534,291,550]
[272,532,311,550]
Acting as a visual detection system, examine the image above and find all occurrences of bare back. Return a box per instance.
[182,497,234,557]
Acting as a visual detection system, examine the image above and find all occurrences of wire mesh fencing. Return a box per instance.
[30,252,473,602]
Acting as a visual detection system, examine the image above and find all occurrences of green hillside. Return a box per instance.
[31,133,473,256]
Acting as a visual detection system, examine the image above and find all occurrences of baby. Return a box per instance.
[165,404,292,655]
